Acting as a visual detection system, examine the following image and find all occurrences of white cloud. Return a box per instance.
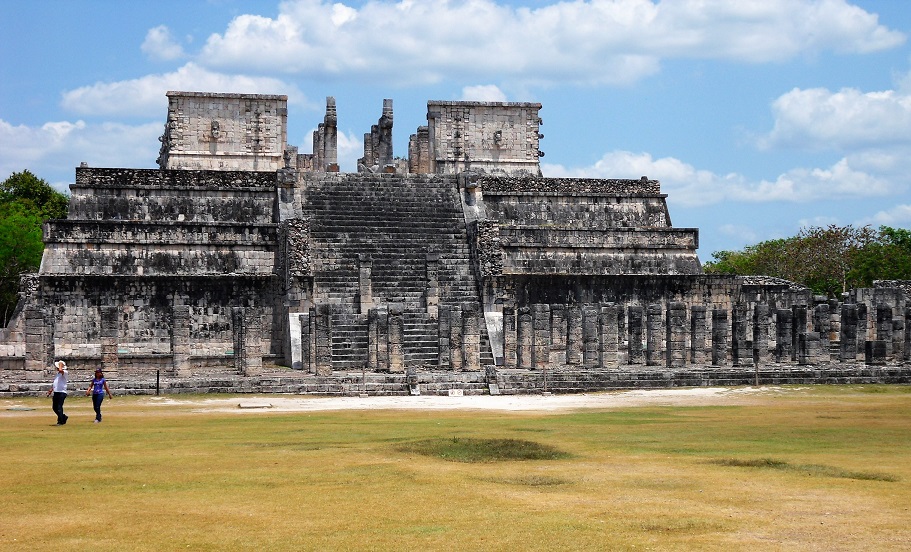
[0,119,162,190]
[542,150,898,206]
[194,0,903,86]
[141,25,186,61]
[760,86,911,151]
[60,63,308,118]
[460,85,507,102]
[797,215,842,228]
[859,204,911,227]
[717,224,759,245]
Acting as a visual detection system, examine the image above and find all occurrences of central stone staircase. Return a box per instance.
[304,173,493,369]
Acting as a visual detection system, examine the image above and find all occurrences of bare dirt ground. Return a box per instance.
[157,386,788,414]
[0,386,801,418]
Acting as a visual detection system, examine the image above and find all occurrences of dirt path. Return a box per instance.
[163,386,788,413]
[1,386,800,418]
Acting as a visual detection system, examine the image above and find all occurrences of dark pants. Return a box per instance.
[92,393,104,421]
[52,392,67,424]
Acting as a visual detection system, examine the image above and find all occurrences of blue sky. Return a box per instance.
[3,0,911,261]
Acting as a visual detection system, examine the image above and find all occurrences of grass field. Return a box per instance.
[1,385,910,551]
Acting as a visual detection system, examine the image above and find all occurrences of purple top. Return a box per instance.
[90,377,106,395]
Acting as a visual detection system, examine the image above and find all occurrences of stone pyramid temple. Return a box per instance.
[1,91,908,395]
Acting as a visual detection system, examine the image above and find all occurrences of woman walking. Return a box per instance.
[86,369,113,423]
[46,360,68,425]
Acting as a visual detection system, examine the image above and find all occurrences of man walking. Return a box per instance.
[46,360,68,425]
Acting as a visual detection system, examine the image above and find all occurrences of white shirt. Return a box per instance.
[52,369,68,394]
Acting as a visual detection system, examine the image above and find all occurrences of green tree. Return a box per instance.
[0,171,68,326]
[705,224,911,297]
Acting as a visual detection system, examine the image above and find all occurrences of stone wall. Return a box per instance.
[496,287,909,370]
[476,175,701,277]
[423,101,543,176]
[158,91,288,172]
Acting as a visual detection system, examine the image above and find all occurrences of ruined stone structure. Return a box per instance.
[1,91,909,395]
[157,92,288,172]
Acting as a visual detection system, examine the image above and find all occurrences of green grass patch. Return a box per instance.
[481,474,573,487]
[395,437,571,462]
[710,457,900,482]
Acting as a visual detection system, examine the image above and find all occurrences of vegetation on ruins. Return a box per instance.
[705,224,911,297]
[0,170,68,326]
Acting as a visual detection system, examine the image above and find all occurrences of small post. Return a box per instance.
[156,370,160,396]
[360,362,368,398]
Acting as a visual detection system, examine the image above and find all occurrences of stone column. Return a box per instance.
[690,306,707,365]
[516,307,532,369]
[792,306,808,363]
[582,305,600,368]
[799,332,822,365]
[388,304,404,373]
[711,309,729,366]
[665,302,686,368]
[828,299,841,342]
[376,307,389,372]
[856,304,868,362]
[732,305,749,367]
[550,304,567,366]
[813,303,831,363]
[323,97,338,171]
[298,312,312,372]
[437,305,452,370]
[378,99,394,168]
[100,306,119,376]
[232,307,262,377]
[366,309,378,371]
[876,305,893,359]
[892,318,904,363]
[752,303,770,367]
[645,304,662,366]
[425,253,440,318]
[628,306,644,365]
[775,309,793,363]
[171,305,191,377]
[904,307,911,362]
[865,339,887,365]
[502,306,516,369]
[24,304,53,380]
[245,309,263,377]
[532,304,550,370]
[566,305,583,365]
[839,304,858,362]
[450,305,463,371]
[358,255,373,315]
[599,304,620,368]
[462,302,480,371]
[314,304,332,375]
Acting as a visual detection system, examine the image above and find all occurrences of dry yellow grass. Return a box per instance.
[1,385,909,551]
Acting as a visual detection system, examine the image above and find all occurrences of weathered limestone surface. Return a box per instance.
[420,101,543,176]
[3,91,910,395]
[158,91,288,172]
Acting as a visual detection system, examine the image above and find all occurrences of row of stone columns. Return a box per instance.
[840,304,910,364]
[23,304,264,377]
[298,302,485,374]
[500,302,911,369]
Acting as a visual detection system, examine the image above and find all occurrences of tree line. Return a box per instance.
[704,224,911,297]
[0,171,69,327]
